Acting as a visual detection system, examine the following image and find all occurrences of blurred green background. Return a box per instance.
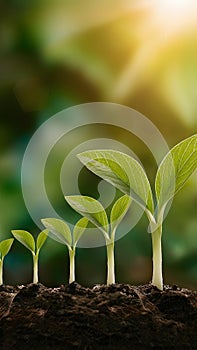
[0,0,196,288]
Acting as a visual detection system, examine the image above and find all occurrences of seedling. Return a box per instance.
[65,194,132,285]
[41,217,88,283]
[0,238,14,285]
[77,134,197,290]
[11,230,48,284]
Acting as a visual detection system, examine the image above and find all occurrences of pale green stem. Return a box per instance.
[106,241,115,285]
[0,258,4,285]
[33,253,39,284]
[69,248,75,284]
[151,224,163,290]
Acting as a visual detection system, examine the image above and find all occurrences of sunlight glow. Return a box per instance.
[152,0,196,31]
[111,0,197,100]
[155,0,190,14]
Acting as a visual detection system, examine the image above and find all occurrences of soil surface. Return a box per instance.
[0,282,196,350]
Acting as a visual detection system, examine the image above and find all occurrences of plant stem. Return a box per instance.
[0,258,4,285]
[151,224,163,290]
[69,248,75,284]
[106,241,115,285]
[33,253,39,284]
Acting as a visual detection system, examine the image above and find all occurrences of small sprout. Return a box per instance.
[41,217,88,284]
[11,230,48,284]
[65,194,132,285]
[0,239,14,285]
[77,134,197,290]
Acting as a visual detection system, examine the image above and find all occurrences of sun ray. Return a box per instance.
[111,0,197,100]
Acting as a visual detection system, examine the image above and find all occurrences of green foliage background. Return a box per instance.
[0,0,196,288]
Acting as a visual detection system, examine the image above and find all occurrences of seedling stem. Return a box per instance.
[107,241,115,285]
[0,258,4,285]
[33,253,39,284]
[151,224,163,290]
[69,248,75,284]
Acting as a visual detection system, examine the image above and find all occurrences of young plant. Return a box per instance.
[77,134,197,290]
[41,217,88,284]
[65,194,132,285]
[0,238,14,285]
[11,230,48,284]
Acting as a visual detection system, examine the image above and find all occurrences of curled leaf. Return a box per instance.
[110,195,132,233]
[155,134,197,211]
[41,218,72,247]
[0,239,14,258]
[65,195,109,239]
[11,230,35,253]
[37,229,48,252]
[73,217,89,247]
[78,150,154,215]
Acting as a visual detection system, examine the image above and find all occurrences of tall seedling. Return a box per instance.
[11,230,48,283]
[41,217,88,283]
[65,195,131,285]
[77,134,197,290]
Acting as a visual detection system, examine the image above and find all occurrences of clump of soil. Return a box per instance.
[0,282,196,349]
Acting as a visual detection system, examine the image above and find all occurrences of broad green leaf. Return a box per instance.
[110,195,132,232]
[0,239,14,258]
[77,150,154,214]
[65,195,109,239]
[155,134,197,211]
[11,230,35,253]
[73,217,89,247]
[36,230,48,252]
[41,218,72,247]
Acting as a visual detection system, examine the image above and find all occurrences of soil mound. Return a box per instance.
[0,282,196,349]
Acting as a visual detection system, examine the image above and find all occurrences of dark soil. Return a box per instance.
[0,282,196,350]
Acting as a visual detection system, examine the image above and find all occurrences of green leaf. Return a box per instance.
[41,218,72,247]
[110,195,132,232]
[11,230,35,253]
[36,229,48,252]
[73,217,89,247]
[65,195,109,239]
[0,239,14,258]
[77,150,154,215]
[155,134,197,211]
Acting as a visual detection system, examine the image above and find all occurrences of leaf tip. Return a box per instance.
[11,230,18,237]
[77,152,90,165]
